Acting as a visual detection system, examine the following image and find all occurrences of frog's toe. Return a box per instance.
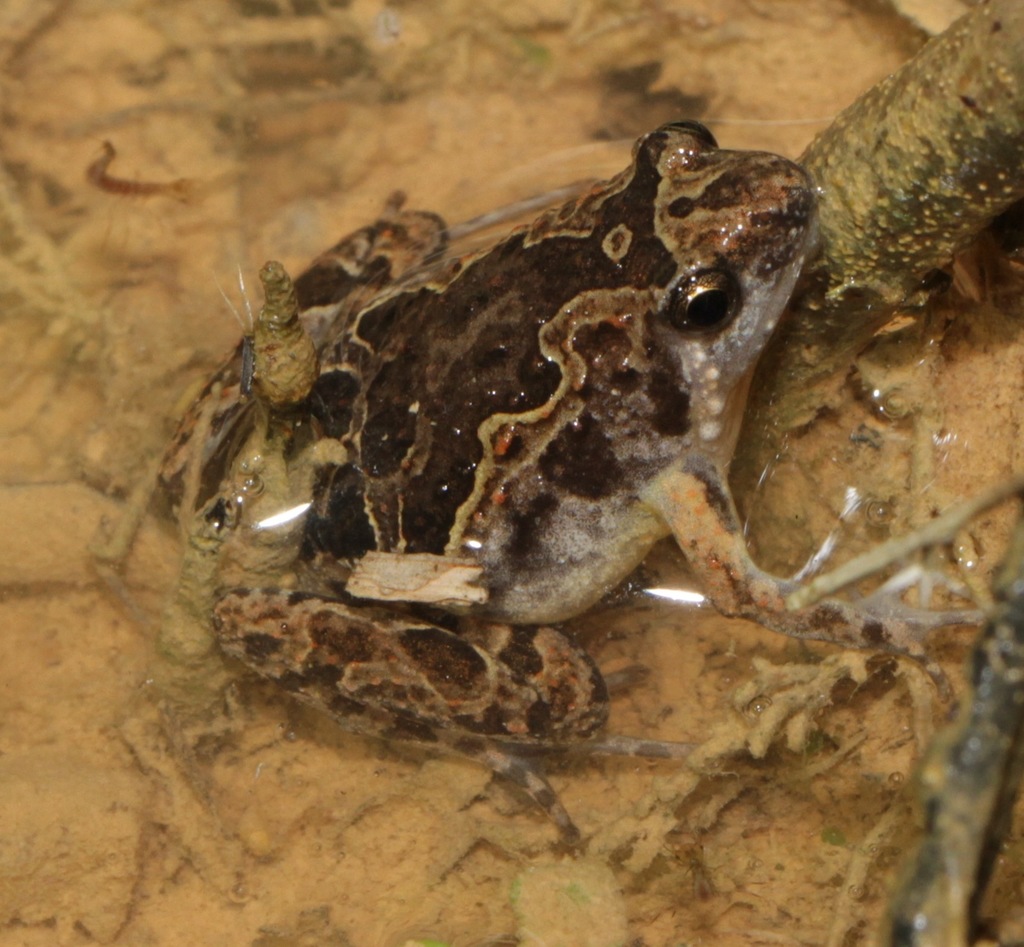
[478,744,581,845]
[856,591,984,637]
[846,595,982,698]
[582,735,696,759]
[872,561,976,607]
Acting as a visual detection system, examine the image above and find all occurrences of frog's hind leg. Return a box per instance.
[460,738,582,846]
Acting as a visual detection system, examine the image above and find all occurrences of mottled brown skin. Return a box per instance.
[158,192,448,516]
[166,122,960,842]
[214,590,608,744]
[300,123,818,626]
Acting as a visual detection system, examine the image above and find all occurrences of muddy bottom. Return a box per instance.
[2,2,1020,945]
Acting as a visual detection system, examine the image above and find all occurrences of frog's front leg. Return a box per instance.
[648,455,978,670]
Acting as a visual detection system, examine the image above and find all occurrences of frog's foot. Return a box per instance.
[471,741,583,846]
[458,734,696,846]
[829,596,978,696]
[652,461,986,685]
[787,561,984,676]
[869,559,975,609]
[720,575,969,695]
[470,734,698,845]
[786,475,1024,613]
[851,589,982,637]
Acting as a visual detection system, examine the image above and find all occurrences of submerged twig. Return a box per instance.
[883,510,1024,945]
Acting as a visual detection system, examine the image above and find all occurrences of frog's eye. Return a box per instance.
[662,271,739,333]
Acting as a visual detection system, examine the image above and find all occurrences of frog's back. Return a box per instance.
[302,122,817,623]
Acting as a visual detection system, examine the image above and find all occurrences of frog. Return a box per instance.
[161,120,971,843]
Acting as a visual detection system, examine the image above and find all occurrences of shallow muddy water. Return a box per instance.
[4,2,1023,945]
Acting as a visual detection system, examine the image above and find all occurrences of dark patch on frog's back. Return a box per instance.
[295,250,390,309]
[526,699,554,738]
[277,669,311,693]
[294,210,447,310]
[359,363,418,479]
[861,619,890,645]
[452,703,509,738]
[571,321,636,382]
[539,413,622,499]
[308,369,360,439]
[666,196,695,219]
[286,589,318,607]
[301,463,376,562]
[342,137,675,554]
[695,168,753,213]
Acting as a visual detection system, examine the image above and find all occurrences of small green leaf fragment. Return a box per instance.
[514,36,551,65]
[822,826,847,846]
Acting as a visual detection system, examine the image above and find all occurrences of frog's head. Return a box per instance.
[641,121,818,465]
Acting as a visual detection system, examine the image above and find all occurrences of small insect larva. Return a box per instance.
[86,140,193,200]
